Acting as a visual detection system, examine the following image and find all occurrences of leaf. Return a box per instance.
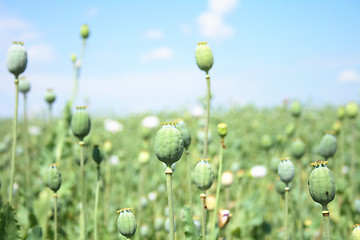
[0,203,20,240]
[182,206,200,240]
[26,226,43,240]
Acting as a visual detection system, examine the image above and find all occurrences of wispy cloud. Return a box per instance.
[144,29,164,40]
[338,69,360,83]
[197,0,239,39]
[140,47,174,62]
[27,43,56,63]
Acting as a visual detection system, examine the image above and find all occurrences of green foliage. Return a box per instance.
[0,203,20,240]
[182,206,200,240]
[26,226,43,240]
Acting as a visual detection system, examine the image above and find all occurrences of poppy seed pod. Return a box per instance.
[18,77,31,94]
[92,145,104,165]
[318,133,337,159]
[337,107,345,120]
[291,139,305,159]
[7,42,27,78]
[346,102,358,119]
[48,164,62,193]
[155,122,184,167]
[80,24,90,40]
[278,158,295,185]
[308,161,335,208]
[290,101,301,118]
[71,106,91,141]
[44,89,56,104]
[117,208,137,238]
[195,42,213,74]
[194,159,214,191]
[217,123,227,138]
[176,120,191,149]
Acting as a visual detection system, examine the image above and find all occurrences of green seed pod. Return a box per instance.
[337,107,345,120]
[355,199,360,214]
[117,208,137,238]
[291,139,305,159]
[270,157,280,173]
[138,150,150,164]
[154,216,164,231]
[80,24,90,39]
[260,134,272,150]
[217,123,227,138]
[308,161,335,208]
[353,224,360,240]
[346,102,358,119]
[194,159,215,191]
[285,123,296,137]
[71,53,77,63]
[155,122,184,167]
[175,120,191,149]
[275,180,292,195]
[92,145,104,165]
[290,101,301,118]
[71,106,91,141]
[6,42,27,78]
[44,89,56,104]
[18,77,30,94]
[140,225,150,238]
[47,164,61,193]
[332,121,341,135]
[318,133,337,159]
[195,42,213,74]
[278,158,295,185]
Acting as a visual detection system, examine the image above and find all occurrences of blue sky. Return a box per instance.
[1,0,360,117]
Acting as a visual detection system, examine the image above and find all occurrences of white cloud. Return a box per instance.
[197,0,239,39]
[144,29,164,40]
[338,69,360,83]
[140,47,174,62]
[86,7,99,18]
[27,43,56,63]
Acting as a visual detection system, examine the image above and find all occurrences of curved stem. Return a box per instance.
[203,75,211,159]
[80,141,86,240]
[283,187,289,240]
[201,192,207,240]
[211,139,224,240]
[9,78,19,205]
[94,165,100,240]
[165,167,175,240]
[54,194,58,240]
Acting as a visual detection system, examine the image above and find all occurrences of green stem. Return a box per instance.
[322,207,331,240]
[70,65,79,107]
[296,159,304,240]
[201,192,207,240]
[23,93,30,202]
[54,194,58,240]
[203,75,211,159]
[186,150,193,208]
[165,167,175,240]
[80,141,86,240]
[351,120,356,200]
[284,187,289,240]
[9,78,19,205]
[94,165,100,240]
[211,139,224,240]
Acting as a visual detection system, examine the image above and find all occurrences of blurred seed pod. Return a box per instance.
[275,180,292,195]
[18,77,30,94]
[318,133,337,159]
[221,171,234,187]
[278,158,295,185]
[92,145,104,165]
[195,42,213,74]
[140,225,150,238]
[346,102,358,119]
[47,164,61,193]
[44,89,56,105]
[7,42,27,78]
[290,101,301,118]
[176,120,192,149]
[291,139,306,159]
[138,150,150,165]
[285,123,296,137]
[154,216,164,231]
[117,208,137,238]
[355,199,360,214]
[260,135,273,150]
[217,123,227,138]
[206,194,216,211]
[71,106,91,141]
[337,106,345,120]
[80,24,90,39]
[194,159,214,191]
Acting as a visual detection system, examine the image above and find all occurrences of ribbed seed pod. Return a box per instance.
[217,123,227,138]
[155,122,184,167]
[290,101,301,118]
[6,42,27,78]
[308,161,335,208]
[318,133,337,159]
[45,89,56,104]
[291,139,305,159]
[176,120,191,149]
[92,145,104,165]
[117,208,137,238]
[71,106,91,141]
[48,164,62,193]
[194,159,214,191]
[278,158,295,185]
[80,24,90,39]
[353,224,360,240]
[195,42,213,74]
[346,102,358,119]
[19,77,30,94]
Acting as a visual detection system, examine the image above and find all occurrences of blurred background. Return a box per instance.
[1,0,360,117]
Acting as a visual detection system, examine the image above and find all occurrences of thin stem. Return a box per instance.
[94,165,100,240]
[186,150,193,208]
[54,194,58,240]
[351,119,356,200]
[283,187,289,240]
[80,141,86,240]
[296,159,304,240]
[165,167,175,240]
[70,65,79,107]
[23,93,30,202]
[201,192,207,240]
[322,208,331,240]
[9,78,19,205]
[203,75,211,159]
[211,139,224,240]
